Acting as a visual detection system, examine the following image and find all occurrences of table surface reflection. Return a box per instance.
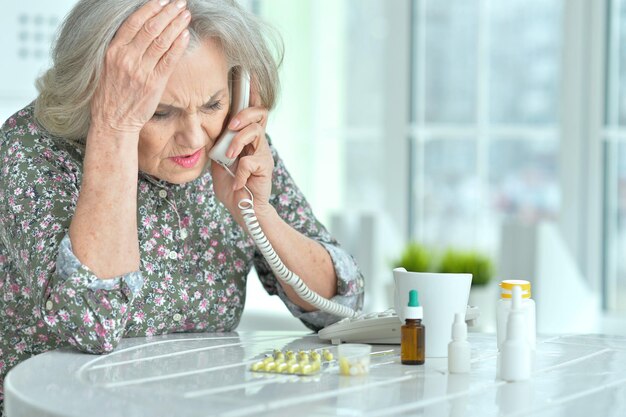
[4,332,626,417]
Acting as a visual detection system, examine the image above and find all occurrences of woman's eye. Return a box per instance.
[151,111,170,120]
[203,101,223,112]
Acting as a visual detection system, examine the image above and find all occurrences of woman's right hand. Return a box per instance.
[72,0,190,279]
[90,0,191,136]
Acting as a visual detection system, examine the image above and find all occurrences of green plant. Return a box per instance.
[438,249,493,287]
[392,243,494,287]
[393,242,431,273]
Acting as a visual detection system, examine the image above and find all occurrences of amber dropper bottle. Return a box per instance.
[401,289,425,365]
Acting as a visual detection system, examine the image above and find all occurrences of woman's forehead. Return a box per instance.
[160,39,230,105]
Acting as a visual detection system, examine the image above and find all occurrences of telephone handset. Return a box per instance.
[208,67,251,168]
[208,68,358,320]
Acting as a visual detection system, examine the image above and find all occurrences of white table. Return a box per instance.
[5,332,626,416]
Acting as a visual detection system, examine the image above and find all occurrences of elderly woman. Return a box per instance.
[0,0,364,403]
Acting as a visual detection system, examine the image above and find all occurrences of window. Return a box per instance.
[410,0,563,257]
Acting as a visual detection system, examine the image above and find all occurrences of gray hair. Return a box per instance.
[35,0,283,147]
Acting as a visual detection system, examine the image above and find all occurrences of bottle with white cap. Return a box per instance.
[496,280,536,351]
[448,312,471,373]
[500,285,531,381]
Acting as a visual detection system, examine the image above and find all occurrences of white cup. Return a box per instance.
[393,267,472,358]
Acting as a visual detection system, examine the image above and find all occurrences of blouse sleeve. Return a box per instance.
[0,125,144,354]
[253,139,365,331]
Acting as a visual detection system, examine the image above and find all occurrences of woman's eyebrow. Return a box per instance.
[156,89,227,110]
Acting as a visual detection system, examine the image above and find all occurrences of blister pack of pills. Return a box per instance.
[249,349,334,376]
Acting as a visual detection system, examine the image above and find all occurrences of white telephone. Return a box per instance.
[209,68,358,319]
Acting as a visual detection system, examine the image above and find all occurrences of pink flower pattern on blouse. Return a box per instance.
[0,105,364,404]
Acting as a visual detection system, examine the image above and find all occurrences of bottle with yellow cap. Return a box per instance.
[496,280,536,351]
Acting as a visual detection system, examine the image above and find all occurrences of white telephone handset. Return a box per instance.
[208,67,250,168]
[209,68,358,319]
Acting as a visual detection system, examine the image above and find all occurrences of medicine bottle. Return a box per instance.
[496,280,536,351]
[448,312,470,373]
[401,289,425,365]
[500,286,531,381]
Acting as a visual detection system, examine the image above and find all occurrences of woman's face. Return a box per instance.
[138,38,230,184]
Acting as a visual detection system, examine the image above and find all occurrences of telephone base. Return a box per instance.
[317,306,479,345]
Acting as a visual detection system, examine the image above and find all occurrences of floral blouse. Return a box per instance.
[0,105,364,403]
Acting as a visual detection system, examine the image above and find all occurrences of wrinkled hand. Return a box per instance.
[210,85,274,217]
[90,0,191,135]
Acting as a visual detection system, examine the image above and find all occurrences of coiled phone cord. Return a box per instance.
[222,164,358,319]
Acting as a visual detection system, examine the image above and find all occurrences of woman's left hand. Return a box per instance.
[210,84,274,218]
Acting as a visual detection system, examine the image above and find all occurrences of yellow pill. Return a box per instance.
[262,356,274,365]
[300,364,313,375]
[250,361,264,371]
[265,361,276,372]
[339,358,350,376]
[311,351,321,361]
[277,363,288,373]
[286,357,296,365]
[288,364,301,374]
[323,350,334,361]
[274,352,285,362]
[311,361,321,372]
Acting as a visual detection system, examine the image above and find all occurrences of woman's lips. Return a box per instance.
[169,149,202,169]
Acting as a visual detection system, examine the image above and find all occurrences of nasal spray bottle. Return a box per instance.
[500,285,531,381]
[448,312,470,373]
[401,290,425,365]
[496,280,536,351]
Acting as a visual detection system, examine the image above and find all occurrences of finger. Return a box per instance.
[225,123,264,159]
[155,28,190,76]
[131,0,187,52]
[113,0,170,46]
[228,106,268,131]
[232,156,265,191]
[143,8,191,69]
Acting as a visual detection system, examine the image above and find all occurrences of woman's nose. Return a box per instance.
[176,115,207,149]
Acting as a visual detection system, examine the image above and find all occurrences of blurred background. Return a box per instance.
[1,0,625,335]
